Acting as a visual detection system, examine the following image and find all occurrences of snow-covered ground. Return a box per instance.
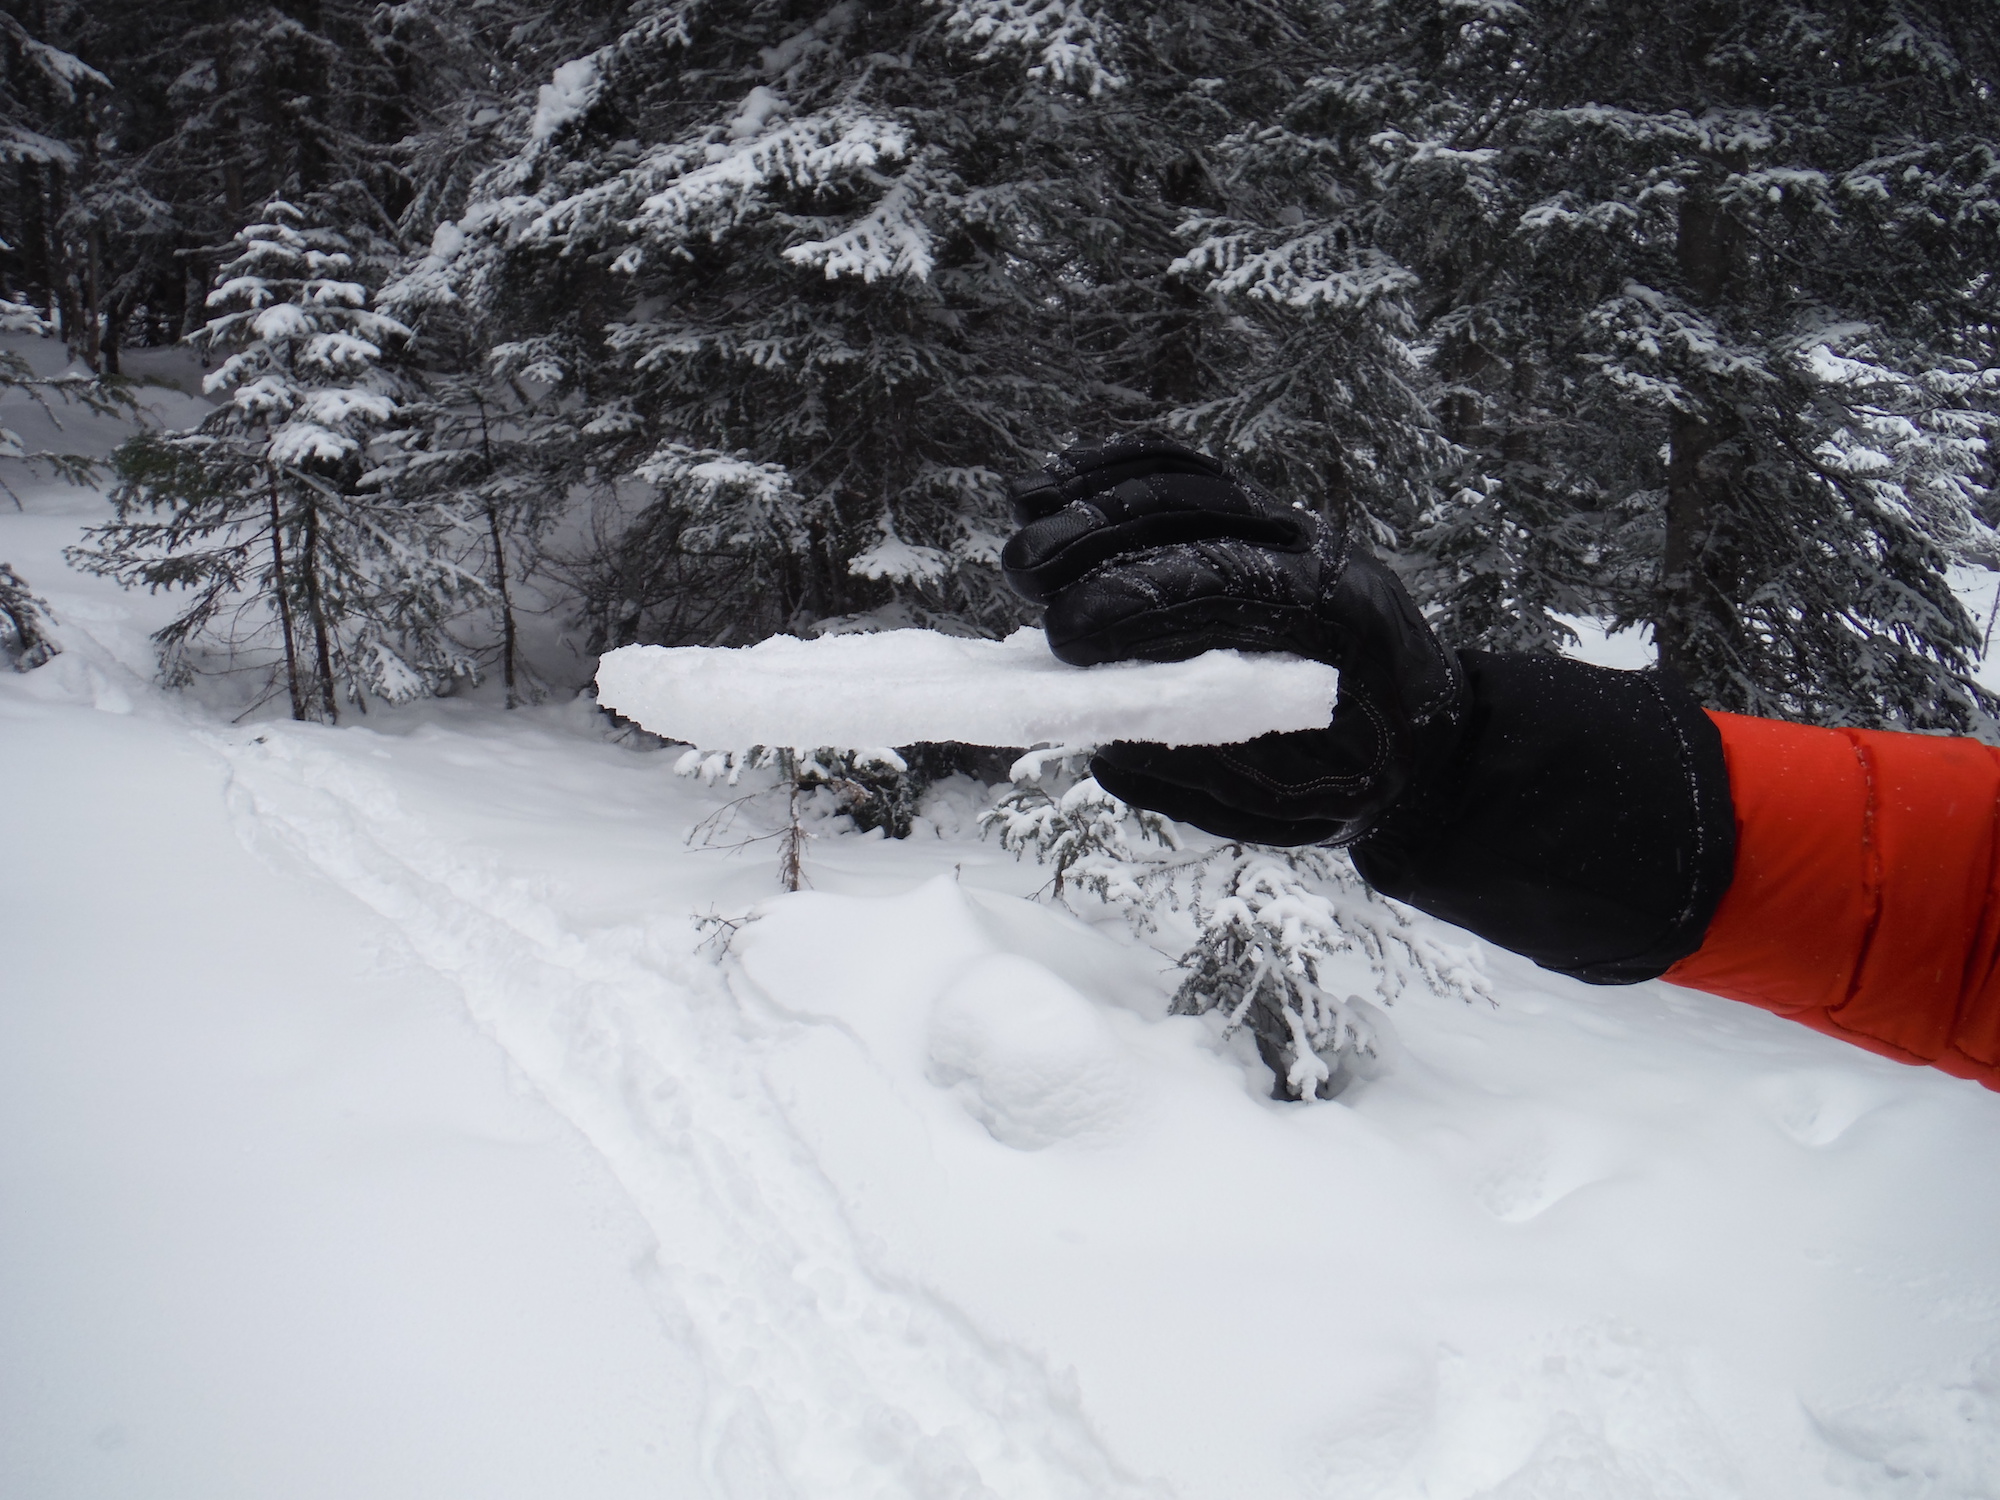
[7,346,2000,1499]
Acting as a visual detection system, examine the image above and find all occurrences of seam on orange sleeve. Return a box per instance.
[1835,730,1885,1021]
[1805,1008,1935,1067]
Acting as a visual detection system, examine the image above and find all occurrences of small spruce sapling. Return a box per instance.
[1167,845,1483,1100]
[676,743,920,891]
[980,746,1178,902]
[982,748,1487,1099]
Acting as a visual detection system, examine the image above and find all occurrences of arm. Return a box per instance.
[1663,712,2000,1087]
[1003,438,2000,1088]
[1352,659,2000,1087]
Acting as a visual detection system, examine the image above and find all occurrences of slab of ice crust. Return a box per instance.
[593,627,1339,749]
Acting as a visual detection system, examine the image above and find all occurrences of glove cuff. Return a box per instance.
[1352,651,1737,984]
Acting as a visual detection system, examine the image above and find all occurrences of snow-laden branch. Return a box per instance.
[935,0,1124,95]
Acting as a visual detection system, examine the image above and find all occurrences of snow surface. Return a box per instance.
[10,345,2000,1498]
[595,627,1342,749]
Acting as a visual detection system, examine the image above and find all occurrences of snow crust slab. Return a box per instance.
[593,627,1339,748]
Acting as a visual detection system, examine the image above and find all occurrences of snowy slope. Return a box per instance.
[7,354,2000,1498]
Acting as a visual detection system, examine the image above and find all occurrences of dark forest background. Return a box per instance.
[6,0,2000,730]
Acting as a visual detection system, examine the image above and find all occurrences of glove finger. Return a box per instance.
[1090,757,1344,847]
[1006,436,1234,524]
[1095,727,1375,824]
[1049,593,1317,667]
[1040,542,1318,664]
[1003,472,1310,606]
[1002,440,1311,605]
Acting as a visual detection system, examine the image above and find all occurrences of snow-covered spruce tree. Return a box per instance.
[0,560,60,670]
[70,200,484,719]
[1500,0,2000,729]
[1189,0,1634,656]
[1166,844,1485,1101]
[1155,0,1459,543]
[383,0,571,253]
[432,0,1202,651]
[361,370,540,706]
[1207,0,2000,729]
[376,218,580,708]
[2,1,440,366]
[981,746,1484,1099]
[0,10,117,364]
[1568,0,2000,730]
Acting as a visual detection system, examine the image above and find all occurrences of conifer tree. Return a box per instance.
[377,219,573,707]
[437,0,1138,649]
[71,200,483,718]
[1199,0,2000,728]
[0,9,116,361]
[676,740,924,889]
[2,0,486,364]
[19,0,2000,736]
[1150,0,1455,538]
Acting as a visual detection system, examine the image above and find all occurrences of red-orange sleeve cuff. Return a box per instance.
[1662,710,2000,1088]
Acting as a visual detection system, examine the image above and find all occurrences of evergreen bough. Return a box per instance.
[0,561,60,670]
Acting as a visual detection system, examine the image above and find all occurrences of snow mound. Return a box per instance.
[593,627,1339,748]
[927,954,1141,1149]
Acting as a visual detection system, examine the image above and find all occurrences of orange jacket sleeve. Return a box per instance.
[1662,711,2000,1088]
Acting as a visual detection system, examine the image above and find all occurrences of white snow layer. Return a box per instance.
[530,56,601,142]
[594,626,1341,748]
[11,338,2000,1499]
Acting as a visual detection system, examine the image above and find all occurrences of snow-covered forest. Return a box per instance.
[8,3,2000,1497]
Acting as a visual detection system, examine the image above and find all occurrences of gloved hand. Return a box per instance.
[999,435,1738,988]
[1000,436,1465,846]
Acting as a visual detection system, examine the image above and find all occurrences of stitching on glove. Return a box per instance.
[1210,696,1389,798]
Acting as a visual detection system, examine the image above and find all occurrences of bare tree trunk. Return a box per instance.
[16,161,52,319]
[267,472,306,720]
[83,225,103,373]
[476,401,520,707]
[102,298,124,377]
[45,165,81,349]
[222,106,246,225]
[1657,190,1743,687]
[1502,356,1538,470]
[1661,409,1724,680]
[485,501,520,708]
[300,497,338,723]
[1436,331,1488,448]
[184,264,207,347]
[778,751,807,891]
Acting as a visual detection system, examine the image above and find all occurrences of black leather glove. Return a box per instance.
[1001,436,1465,847]
[1001,436,1738,986]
